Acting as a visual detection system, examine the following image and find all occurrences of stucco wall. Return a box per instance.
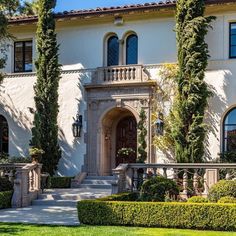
[1,10,236,175]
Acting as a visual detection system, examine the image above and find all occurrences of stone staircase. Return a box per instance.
[32,176,114,207]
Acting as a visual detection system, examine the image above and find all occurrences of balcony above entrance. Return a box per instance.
[90,65,152,87]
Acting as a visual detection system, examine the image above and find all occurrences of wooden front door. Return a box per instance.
[116,116,137,166]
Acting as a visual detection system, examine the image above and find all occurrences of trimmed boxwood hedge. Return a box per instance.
[48,176,73,188]
[0,191,13,209]
[77,200,236,230]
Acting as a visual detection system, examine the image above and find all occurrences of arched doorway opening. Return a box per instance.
[99,107,137,176]
[0,115,9,154]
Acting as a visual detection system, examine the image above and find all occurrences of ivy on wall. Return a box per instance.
[137,108,147,163]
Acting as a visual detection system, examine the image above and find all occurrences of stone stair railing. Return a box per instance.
[112,163,236,198]
[0,162,42,208]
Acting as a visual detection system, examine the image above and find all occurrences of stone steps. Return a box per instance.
[32,187,112,207]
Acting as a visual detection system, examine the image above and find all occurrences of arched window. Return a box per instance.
[223,108,236,152]
[126,34,138,65]
[107,36,119,66]
[0,115,9,154]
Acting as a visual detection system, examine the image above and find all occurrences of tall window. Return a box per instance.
[126,34,138,65]
[223,108,236,152]
[0,115,8,154]
[107,36,119,66]
[14,41,33,72]
[230,23,236,58]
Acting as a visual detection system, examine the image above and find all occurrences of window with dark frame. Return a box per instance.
[230,23,236,58]
[126,34,138,65]
[14,41,33,73]
[223,108,236,152]
[0,115,9,154]
[107,36,119,66]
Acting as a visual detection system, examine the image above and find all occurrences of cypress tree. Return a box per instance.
[137,108,147,163]
[172,0,215,163]
[31,0,61,175]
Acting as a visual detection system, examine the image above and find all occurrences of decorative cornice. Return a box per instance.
[4,68,96,78]
[8,0,236,25]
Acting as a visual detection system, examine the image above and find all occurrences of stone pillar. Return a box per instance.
[118,39,124,65]
[21,169,30,207]
[12,171,22,208]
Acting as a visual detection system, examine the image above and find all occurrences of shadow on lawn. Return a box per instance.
[0,224,28,235]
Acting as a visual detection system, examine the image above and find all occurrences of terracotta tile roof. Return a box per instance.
[8,0,236,24]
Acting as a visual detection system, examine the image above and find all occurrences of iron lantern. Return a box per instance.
[155,113,164,135]
[72,114,83,137]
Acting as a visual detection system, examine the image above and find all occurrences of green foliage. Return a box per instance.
[98,192,139,202]
[208,180,236,202]
[77,200,236,230]
[0,177,13,192]
[218,196,236,204]
[187,196,209,203]
[31,0,61,176]
[172,0,215,163]
[48,176,73,188]
[153,64,178,155]
[29,147,45,156]
[117,148,135,157]
[0,191,13,209]
[18,1,39,15]
[140,176,179,202]
[137,108,147,163]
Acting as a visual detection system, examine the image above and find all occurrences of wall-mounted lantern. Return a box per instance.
[72,114,83,138]
[155,113,164,136]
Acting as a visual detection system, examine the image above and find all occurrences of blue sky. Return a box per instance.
[55,0,152,12]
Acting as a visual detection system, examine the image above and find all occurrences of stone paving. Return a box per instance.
[0,187,112,226]
[0,205,79,225]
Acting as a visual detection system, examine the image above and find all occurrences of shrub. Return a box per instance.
[0,177,13,192]
[0,191,13,209]
[208,180,236,202]
[99,192,139,202]
[187,196,209,203]
[77,200,236,230]
[218,196,236,204]
[140,176,179,202]
[48,176,73,188]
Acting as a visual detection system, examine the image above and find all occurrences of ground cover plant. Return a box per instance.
[0,224,236,236]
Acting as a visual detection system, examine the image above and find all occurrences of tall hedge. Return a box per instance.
[31,0,61,175]
[172,0,215,162]
[78,200,236,230]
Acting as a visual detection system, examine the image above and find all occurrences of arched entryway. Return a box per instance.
[99,107,137,176]
[0,115,9,154]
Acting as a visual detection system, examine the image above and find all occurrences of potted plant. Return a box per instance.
[29,147,44,163]
[117,147,135,163]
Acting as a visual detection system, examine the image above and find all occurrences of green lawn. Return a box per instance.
[0,224,236,236]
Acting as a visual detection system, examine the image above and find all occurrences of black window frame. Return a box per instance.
[223,108,236,153]
[126,34,138,65]
[14,40,33,73]
[229,22,236,59]
[107,35,119,67]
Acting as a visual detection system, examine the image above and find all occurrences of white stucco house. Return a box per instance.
[1,0,236,176]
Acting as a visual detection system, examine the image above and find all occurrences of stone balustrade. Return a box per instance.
[0,163,42,208]
[112,163,236,198]
[93,65,149,85]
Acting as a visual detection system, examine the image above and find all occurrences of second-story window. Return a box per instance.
[14,41,33,73]
[107,36,119,66]
[126,34,138,65]
[230,23,236,58]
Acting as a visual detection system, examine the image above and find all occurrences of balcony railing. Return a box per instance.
[112,163,236,198]
[92,65,150,85]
